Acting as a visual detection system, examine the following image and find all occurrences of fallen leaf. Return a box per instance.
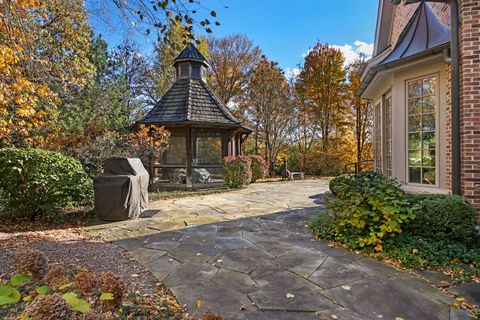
[195,298,202,310]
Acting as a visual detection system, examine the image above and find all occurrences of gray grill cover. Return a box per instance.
[93,158,149,221]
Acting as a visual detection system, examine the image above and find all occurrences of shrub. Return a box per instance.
[248,155,268,182]
[0,148,92,220]
[309,213,337,241]
[381,234,480,270]
[405,194,477,244]
[325,172,414,251]
[223,156,252,188]
[328,174,352,196]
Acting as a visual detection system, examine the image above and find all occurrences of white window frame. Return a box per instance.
[374,99,383,173]
[383,92,393,178]
[405,73,439,188]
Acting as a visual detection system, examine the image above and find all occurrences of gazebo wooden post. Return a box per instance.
[186,126,193,187]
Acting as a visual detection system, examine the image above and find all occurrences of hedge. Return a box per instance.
[405,194,477,244]
[0,148,92,220]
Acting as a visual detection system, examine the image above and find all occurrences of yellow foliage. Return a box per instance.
[0,0,93,148]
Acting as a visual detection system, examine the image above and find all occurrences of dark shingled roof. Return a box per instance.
[356,2,450,97]
[138,78,247,128]
[174,43,209,66]
[139,44,251,132]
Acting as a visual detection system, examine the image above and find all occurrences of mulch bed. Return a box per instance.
[0,226,160,296]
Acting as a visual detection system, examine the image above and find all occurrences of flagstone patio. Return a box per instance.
[88,180,474,320]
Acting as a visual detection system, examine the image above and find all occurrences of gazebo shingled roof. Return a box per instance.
[138,44,251,132]
[174,43,210,66]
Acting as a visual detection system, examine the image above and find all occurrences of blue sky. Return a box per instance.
[89,0,379,74]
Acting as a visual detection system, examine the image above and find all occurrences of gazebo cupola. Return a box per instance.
[174,43,209,81]
[138,43,253,189]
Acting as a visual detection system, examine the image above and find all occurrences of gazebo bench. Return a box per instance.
[291,172,305,180]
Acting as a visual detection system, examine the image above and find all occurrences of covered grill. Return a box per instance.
[93,157,149,221]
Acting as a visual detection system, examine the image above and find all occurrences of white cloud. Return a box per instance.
[331,40,374,66]
[286,40,374,81]
[284,67,301,82]
[354,40,374,57]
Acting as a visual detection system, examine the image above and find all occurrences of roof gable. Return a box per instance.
[356,2,450,98]
[380,2,450,65]
[373,0,395,57]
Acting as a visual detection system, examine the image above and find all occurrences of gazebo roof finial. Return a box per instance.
[174,43,209,67]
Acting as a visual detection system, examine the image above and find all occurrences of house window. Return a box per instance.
[384,95,392,177]
[407,76,436,185]
[374,101,382,173]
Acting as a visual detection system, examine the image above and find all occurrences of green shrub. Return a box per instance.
[328,173,353,196]
[309,213,337,241]
[248,155,268,182]
[223,156,252,188]
[381,234,480,270]
[405,194,477,244]
[0,148,92,220]
[325,172,414,251]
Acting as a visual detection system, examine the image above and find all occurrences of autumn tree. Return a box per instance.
[207,34,261,105]
[295,43,348,150]
[0,0,94,148]
[245,56,294,175]
[292,89,319,172]
[347,57,373,167]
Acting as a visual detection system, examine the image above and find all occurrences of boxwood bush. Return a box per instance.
[223,156,252,189]
[381,234,480,270]
[405,194,477,244]
[248,155,268,182]
[0,148,92,220]
[324,172,414,251]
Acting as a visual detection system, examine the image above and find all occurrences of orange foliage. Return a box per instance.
[0,1,52,146]
[0,0,93,148]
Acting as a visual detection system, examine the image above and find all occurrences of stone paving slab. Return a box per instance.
[101,180,477,319]
[87,180,329,240]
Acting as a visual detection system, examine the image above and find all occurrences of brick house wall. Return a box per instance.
[459,0,480,212]
[389,1,480,215]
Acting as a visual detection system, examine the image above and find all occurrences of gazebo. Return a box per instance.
[138,44,252,189]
